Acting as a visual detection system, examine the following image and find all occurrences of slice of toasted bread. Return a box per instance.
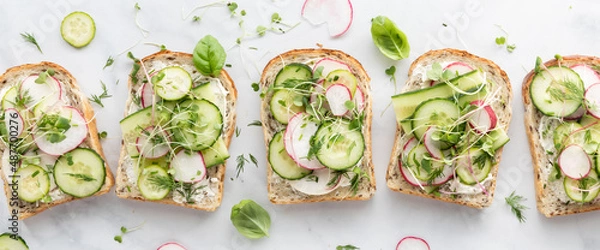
[523,55,600,217]
[114,50,237,211]
[259,48,376,204]
[386,49,512,208]
[0,62,114,219]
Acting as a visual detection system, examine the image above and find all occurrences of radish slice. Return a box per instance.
[431,62,474,86]
[140,82,161,108]
[136,126,170,159]
[353,87,366,113]
[326,84,352,116]
[313,58,352,79]
[399,158,452,187]
[284,113,324,170]
[402,137,418,158]
[468,100,497,133]
[396,236,430,250]
[34,106,88,156]
[571,64,600,89]
[423,127,444,160]
[289,168,340,195]
[558,144,592,180]
[4,108,24,137]
[19,75,63,109]
[170,150,206,183]
[157,242,187,250]
[565,106,586,120]
[301,0,353,37]
[584,83,600,119]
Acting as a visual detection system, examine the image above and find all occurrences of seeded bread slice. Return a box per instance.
[0,62,114,219]
[114,50,237,211]
[386,49,512,208]
[260,48,376,204]
[523,55,600,217]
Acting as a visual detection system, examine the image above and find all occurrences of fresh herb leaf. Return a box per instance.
[385,65,397,83]
[98,131,108,139]
[127,52,141,84]
[251,82,260,92]
[495,36,506,45]
[256,25,267,36]
[235,154,249,178]
[235,126,241,137]
[370,16,410,60]
[506,44,516,53]
[534,57,543,74]
[120,226,127,233]
[192,16,201,22]
[505,191,528,223]
[249,154,259,168]
[344,100,355,110]
[103,56,115,70]
[89,81,113,108]
[271,13,281,23]
[21,32,43,53]
[193,35,226,77]
[31,170,40,178]
[247,120,262,127]
[114,222,145,244]
[146,173,175,191]
[114,235,122,243]
[65,173,97,182]
[337,245,360,250]
[227,2,238,13]
[230,199,271,239]
[240,10,246,16]
[134,2,141,10]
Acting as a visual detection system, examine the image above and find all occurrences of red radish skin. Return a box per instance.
[571,64,600,89]
[135,126,170,159]
[170,151,207,183]
[301,0,353,37]
[140,82,162,108]
[4,108,24,137]
[431,62,474,86]
[402,137,418,157]
[157,242,187,250]
[284,113,324,170]
[399,159,452,187]
[423,127,444,160]
[313,58,352,78]
[325,84,352,116]
[19,75,63,109]
[584,83,600,119]
[34,106,89,156]
[397,236,430,250]
[564,107,586,120]
[283,113,304,162]
[558,144,592,180]
[353,87,366,113]
[468,100,497,133]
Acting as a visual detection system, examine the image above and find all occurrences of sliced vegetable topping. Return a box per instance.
[396,236,430,250]
[529,66,584,117]
[53,148,106,198]
[61,11,96,48]
[152,66,192,101]
[34,106,88,156]
[558,144,591,180]
[170,150,206,183]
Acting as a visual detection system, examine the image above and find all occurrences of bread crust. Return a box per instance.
[259,48,376,204]
[114,50,237,211]
[522,55,600,217]
[385,48,513,208]
[0,61,114,219]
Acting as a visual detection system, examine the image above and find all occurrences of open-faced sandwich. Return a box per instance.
[259,48,375,204]
[523,55,600,217]
[0,62,114,219]
[115,48,237,211]
[386,49,512,208]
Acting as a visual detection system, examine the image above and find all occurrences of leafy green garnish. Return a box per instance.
[247,120,262,127]
[98,131,108,139]
[227,2,238,13]
[251,82,260,92]
[35,69,55,84]
[506,44,516,53]
[127,52,141,84]
[534,57,543,74]
[546,79,583,102]
[256,25,267,36]
[21,32,43,53]
[505,191,528,223]
[235,154,249,178]
[271,13,281,23]
[370,16,410,60]
[89,81,113,108]
[103,56,115,70]
[192,16,201,22]
[114,222,145,244]
[495,36,506,45]
[193,35,226,77]
[230,199,271,239]
[65,173,96,182]
[38,114,71,143]
[385,65,397,91]
[337,245,360,250]
[235,126,241,137]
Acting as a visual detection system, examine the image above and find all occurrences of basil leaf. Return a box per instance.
[370,16,410,60]
[193,35,226,77]
[230,199,271,239]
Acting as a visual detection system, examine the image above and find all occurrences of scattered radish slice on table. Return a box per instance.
[284,113,324,170]
[397,236,430,250]
[301,0,353,37]
[585,83,600,119]
[558,144,591,180]
[136,126,170,159]
[571,64,600,89]
[468,100,497,133]
[170,150,206,183]
[326,84,352,116]
[34,106,88,156]
[157,242,187,250]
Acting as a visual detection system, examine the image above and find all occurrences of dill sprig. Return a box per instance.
[89,81,113,107]
[64,173,96,182]
[20,32,43,53]
[505,191,528,223]
[103,56,115,69]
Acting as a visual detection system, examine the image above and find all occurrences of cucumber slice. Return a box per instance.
[0,233,29,250]
[274,63,313,86]
[1,86,18,110]
[564,170,600,202]
[153,66,192,101]
[270,89,306,124]
[392,69,483,124]
[553,122,582,150]
[455,148,492,185]
[530,66,584,117]
[120,106,171,157]
[190,82,217,103]
[269,130,312,180]
[411,98,461,141]
[16,165,50,202]
[405,144,447,181]
[171,100,222,150]
[457,85,488,108]
[315,120,365,170]
[580,114,599,126]
[138,164,171,200]
[60,11,96,48]
[201,138,230,168]
[53,148,106,198]
[323,69,357,97]
[486,128,510,151]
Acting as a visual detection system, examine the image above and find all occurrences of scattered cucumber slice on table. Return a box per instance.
[53,148,106,198]
[529,66,584,117]
[61,11,96,48]
[274,63,312,86]
[138,164,171,200]
[269,130,312,180]
[153,66,193,101]
[315,120,365,170]
[16,165,50,202]
[0,233,29,250]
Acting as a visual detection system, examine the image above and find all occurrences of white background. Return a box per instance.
[1,0,600,249]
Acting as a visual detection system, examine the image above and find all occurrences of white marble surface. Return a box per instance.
[1,0,600,249]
